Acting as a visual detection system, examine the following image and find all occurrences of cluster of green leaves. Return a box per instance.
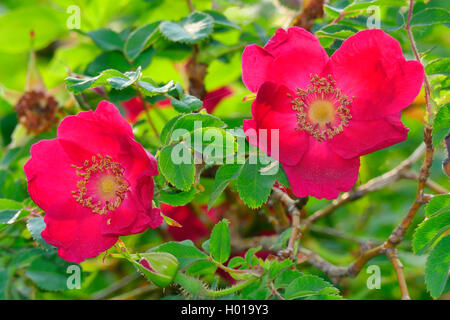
[121,219,342,300]
[0,199,82,298]
[412,194,450,298]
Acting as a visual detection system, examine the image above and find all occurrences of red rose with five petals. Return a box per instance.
[242,27,424,199]
[24,101,163,262]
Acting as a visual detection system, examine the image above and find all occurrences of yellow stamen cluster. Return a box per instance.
[290,74,353,142]
[72,155,129,215]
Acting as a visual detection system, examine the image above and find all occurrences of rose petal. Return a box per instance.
[283,139,360,199]
[328,113,409,159]
[328,29,424,120]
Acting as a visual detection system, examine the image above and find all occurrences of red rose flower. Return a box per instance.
[24,101,163,262]
[202,86,233,114]
[242,28,424,199]
[121,96,145,123]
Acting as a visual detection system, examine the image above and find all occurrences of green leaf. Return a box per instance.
[158,144,195,191]
[25,256,71,291]
[138,80,175,96]
[425,235,450,298]
[166,113,226,144]
[0,199,22,224]
[284,275,338,299]
[237,158,276,209]
[0,269,8,300]
[160,186,196,206]
[87,29,124,51]
[186,260,217,276]
[316,24,357,40]
[171,94,203,113]
[210,219,231,264]
[208,163,243,210]
[125,21,161,61]
[27,217,53,249]
[274,269,303,289]
[203,10,240,30]
[188,127,237,164]
[65,69,125,94]
[426,58,450,76]
[343,0,407,13]
[425,194,450,218]
[411,8,450,26]
[161,115,182,145]
[107,67,142,90]
[413,211,450,255]
[160,12,214,44]
[269,259,294,281]
[149,240,207,268]
[433,102,450,145]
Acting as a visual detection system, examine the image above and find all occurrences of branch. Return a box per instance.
[386,248,411,300]
[400,169,448,194]
[272,188,307,258]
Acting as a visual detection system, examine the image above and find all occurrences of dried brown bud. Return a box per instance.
[14,90,59,134]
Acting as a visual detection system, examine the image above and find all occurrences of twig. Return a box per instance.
[400,169,448,194]
[272,188,307,258]
[386,248,411,300]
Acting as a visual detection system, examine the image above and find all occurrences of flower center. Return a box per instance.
[72,155,129,215]
[290,74,353,142]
